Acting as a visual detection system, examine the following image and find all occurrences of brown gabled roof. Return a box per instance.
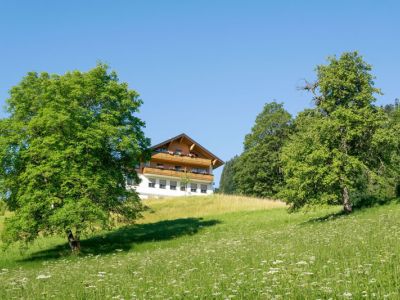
[151,133,224,169]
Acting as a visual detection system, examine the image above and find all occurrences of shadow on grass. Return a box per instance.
[21,217,220,262]
[302,210,348,224]
[302,197,399,224]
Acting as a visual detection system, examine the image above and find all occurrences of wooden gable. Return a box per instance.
[151,133,224,169]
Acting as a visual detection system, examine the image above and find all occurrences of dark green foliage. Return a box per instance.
[280,52,398,211]
[234,102,292,198]
[0,64,150,245]
[378,101,400,197]
[219,156,238,194]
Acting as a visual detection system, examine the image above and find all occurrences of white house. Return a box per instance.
[129,133,224,199]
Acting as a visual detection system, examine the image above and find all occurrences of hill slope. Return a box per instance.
[0,195,399,299]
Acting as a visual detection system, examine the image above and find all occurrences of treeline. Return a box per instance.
[219,52,400,212]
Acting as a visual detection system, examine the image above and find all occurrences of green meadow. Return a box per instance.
[0,195,399,299]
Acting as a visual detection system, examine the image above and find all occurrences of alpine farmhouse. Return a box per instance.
[131,133,224,198]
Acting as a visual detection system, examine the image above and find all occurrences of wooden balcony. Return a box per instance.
[143,167,213,182]
[151,152,212,168]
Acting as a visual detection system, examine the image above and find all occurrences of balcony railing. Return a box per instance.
[151,152,212,168]
[143,167,213,182]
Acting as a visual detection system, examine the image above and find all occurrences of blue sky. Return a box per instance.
[1,1,399,185]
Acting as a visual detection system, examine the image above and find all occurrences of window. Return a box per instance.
[201,184,207,194]
[157,163,164,169]
[191,183,197,193]
[159,179,166,189]
[174,148,182,155]
[170,181,177,190]
[180,183,187,191]
[175,165,182,171]
[126,177,134,186]
[148,178,156,188]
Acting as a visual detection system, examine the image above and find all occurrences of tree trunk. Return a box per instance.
[342,186,352,213]
[67,230,81,252]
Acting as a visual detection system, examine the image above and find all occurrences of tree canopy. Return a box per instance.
[0,64,150,249]
[220,52,399,212]
[219,156,238,195]
[225,102,292,198]
[280,52,397,212]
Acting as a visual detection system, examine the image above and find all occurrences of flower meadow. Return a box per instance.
[0,196,399,299]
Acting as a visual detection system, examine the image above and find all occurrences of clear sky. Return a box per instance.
[1,1,399,185]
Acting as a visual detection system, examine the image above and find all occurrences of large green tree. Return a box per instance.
[234,102,292,198]
[0,65,150,250]
[219,155,238,194]
[281,52,392,212]
[373,100,400,197]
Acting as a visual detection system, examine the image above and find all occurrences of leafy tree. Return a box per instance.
[382,98,399,114]
[234,102,292,198]
[280,109,368,210]
[0,65,150,251]
[281,52,390,212]
[373,101,400,198]
[180,173,191,196]
[219,156,238,194]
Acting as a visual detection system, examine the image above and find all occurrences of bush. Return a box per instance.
[353,195,393,209]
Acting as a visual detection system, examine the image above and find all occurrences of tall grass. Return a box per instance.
[139,194,286,223]
[0,196,399,299]
[0,200,7,216]
[0,216,4,234]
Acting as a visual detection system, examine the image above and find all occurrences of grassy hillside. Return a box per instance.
[0,195,399,299]
[139,194,286,223]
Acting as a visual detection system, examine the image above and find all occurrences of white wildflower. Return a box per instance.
[301,272,314,276]
[36,274,51,280]
[267,268,280,274]
[272,260,284,265]
[343,291,352,298]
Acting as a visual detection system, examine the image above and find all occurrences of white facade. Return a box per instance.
[130,174,214,199]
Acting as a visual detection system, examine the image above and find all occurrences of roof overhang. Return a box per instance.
[151,133,224,169]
